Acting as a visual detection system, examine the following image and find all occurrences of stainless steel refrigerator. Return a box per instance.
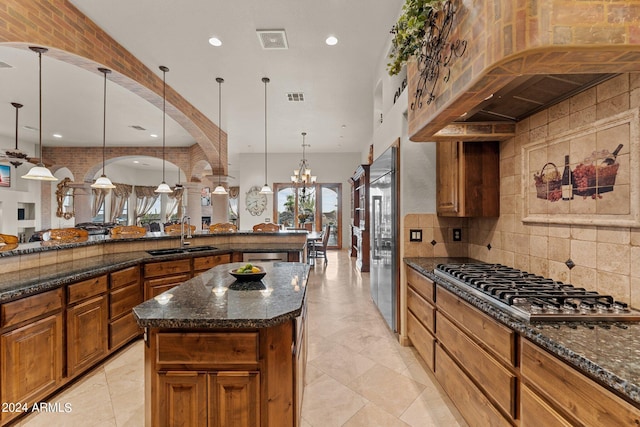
[369,146,397,332]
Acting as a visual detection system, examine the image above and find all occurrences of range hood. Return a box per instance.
[457,73,617,123]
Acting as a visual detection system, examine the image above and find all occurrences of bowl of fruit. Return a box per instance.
[229,263,266,282]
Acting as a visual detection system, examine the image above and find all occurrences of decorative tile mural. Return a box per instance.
[523,108,639,227]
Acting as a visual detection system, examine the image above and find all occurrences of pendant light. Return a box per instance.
[91,68,116,189]
[155,65,172,193]
[259,77,273,194]
[22,46,57,181]
[212,77,227,195]
[6,102,28,168]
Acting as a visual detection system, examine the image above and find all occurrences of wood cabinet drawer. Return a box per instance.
[521,339,640,426]
[68,275,108,305]
[110,282,143,319]
[407,311,435,371]
[437,312,516,418]
[144,259,191,278]
[145,274,190,299]
[520,383,573,427]
[407,286,435,333]
[110,266,140,289]
[436,286,516,366]
[193,254,230,272]
[435,345,511,427]
[156,332,259,367]
[1,288,63,328]
[109,312,141,349]
[406,267,435,304]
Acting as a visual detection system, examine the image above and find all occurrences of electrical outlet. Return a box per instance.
[453,228,462,241]
[410,229,422,242]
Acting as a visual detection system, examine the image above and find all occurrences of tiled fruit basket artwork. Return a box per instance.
[573,144,623,199]
[534,162,562,202]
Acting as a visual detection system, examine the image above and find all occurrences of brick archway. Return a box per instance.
[0,0,225,175]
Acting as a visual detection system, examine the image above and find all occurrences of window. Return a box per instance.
[273,182,342,249]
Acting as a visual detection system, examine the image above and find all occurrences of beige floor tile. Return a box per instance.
[343,403,411,427]
[309,342,377,384]
[400,388,467,427]
[301,374,367,427]
[347,364,425,418]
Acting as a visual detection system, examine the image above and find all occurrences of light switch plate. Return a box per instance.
[410,229,422,242]
[453,228,462,241]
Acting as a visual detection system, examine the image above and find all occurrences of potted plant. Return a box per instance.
[387,0,444,76]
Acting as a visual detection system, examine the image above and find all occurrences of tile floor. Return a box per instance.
[17,250,466,427]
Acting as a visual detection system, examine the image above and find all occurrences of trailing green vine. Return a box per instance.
[387,0,444,76]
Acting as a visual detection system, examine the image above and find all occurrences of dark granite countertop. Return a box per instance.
[133,261,309,329]
[404,257,640,407]
[0,243,305,303]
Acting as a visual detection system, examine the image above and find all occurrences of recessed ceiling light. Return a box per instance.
[209,37,222,47]
[150,134,158,138]
[133,160,140,164]
[52,133,62,138]
[325,36,338,46]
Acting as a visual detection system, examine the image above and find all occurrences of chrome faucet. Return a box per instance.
[180,215,192,247]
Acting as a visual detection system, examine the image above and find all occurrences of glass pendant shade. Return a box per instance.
[213,185,227,195]
[155,65,171,194]
[22,46,57,182]
[92,174,115,188]
[259,77,273,195]
[155,182,172,193]
[91,67,115,189]
[215,77,227,195]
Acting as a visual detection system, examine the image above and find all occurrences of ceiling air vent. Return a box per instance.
[0,61,13,69]
[287,92,305,102]
[256,29,288,50]
[129,125,147,131]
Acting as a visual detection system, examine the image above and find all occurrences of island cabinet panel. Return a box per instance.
[435,345,511,427]
[67,294,109,377]
[109,266,143,350]
[436,312,517,418]
[209,372,260,427]
[193,254,232,276]
[157,372,207,427]
[436,286,516,366]
[0,314,63,425]
[520,383,573,427]
[156,332,259,367]
[520,339,640,426]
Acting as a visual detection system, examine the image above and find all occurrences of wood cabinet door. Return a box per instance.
[436,141,460,215]
[1,314,63,423]
[145,274,191,300]
[209,372,260,427]
[67,295,108,377]
[157,372,207,427]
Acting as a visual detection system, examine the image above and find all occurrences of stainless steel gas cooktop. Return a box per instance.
[434,263,640,322]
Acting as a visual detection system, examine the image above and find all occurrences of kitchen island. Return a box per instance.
[133,261,309,427]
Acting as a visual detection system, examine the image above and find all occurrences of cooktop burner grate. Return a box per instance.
[434,263,640,322]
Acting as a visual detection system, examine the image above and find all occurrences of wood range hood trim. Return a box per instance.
[407,0,640,142]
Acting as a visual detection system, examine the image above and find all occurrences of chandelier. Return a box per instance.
[291,132,316,186]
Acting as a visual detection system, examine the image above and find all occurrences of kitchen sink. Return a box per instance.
[147,245,217,256]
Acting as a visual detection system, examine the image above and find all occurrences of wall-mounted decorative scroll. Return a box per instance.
[410,0,467,110]
[522,108,639,227]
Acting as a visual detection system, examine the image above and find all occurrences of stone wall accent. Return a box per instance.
[0,0,225,178]
[408,0,640,141]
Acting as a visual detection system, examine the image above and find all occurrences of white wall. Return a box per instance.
[236,151,360,248]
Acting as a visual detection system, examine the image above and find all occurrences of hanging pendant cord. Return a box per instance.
[263,77,269,186]
[162,68,166,182]
[38,50,42,165]
[217,77,223,187]
[102,70,107,175]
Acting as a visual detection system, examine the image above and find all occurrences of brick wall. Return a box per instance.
[0,0,225,179]
[408,0,640,141]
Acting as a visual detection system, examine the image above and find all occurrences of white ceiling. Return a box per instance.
[0,1,403,171]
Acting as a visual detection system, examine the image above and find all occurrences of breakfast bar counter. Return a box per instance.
[133,262,309,427]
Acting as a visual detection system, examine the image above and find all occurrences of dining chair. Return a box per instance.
[0,233,19,245]
[165,223,196,234]
[110,225,147,238]
[252,223,280,232]
[311,225,330,265]
[46,228,90,242]
[209,222,238,233]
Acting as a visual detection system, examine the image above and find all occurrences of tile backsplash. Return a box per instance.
[405,73,640,309]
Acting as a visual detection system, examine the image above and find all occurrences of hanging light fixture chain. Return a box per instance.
[263,77,269,185]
